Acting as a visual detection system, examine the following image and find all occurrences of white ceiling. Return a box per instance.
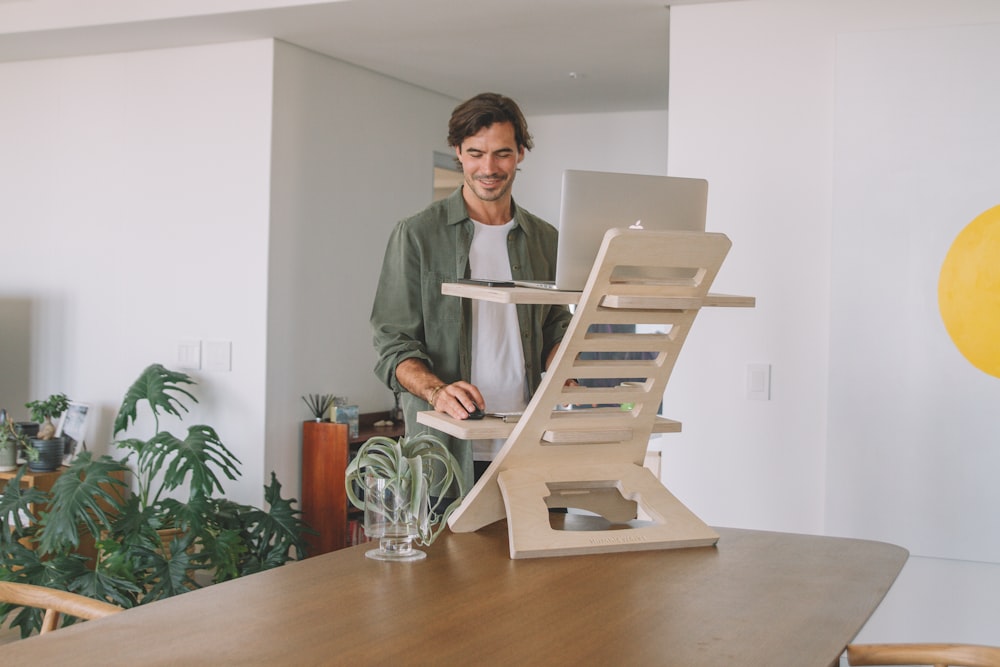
[0,0,722,115]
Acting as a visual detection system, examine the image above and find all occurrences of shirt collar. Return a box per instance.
[445,186,523,229]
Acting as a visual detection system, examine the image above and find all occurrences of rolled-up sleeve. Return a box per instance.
[541,303,572,364]
[371,220,431,393]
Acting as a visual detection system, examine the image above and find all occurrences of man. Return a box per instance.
[370,92,572,493]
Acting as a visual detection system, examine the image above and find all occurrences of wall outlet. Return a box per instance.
[747,363,771,401]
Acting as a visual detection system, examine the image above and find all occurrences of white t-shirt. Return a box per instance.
[469,219,527,460]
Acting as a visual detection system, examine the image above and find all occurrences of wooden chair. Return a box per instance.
[0,581,122,635]
[846,643,1000,667]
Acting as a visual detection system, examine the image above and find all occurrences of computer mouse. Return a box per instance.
[466,406,485,420]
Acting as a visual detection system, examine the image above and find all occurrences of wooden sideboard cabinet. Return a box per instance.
[300,412,404,556]
[0,466,64,492]
[301,421,349,556]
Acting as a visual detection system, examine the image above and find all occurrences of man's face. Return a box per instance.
[455,121,525,205]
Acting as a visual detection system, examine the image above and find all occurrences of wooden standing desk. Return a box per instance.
[0,520,907,667]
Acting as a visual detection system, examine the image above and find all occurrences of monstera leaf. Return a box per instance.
[0,467,48,545]
[238,474,311,572]
[113,363,197,437]
[37,452,129,555]
[111,362,241,507]
[136,426,241,503]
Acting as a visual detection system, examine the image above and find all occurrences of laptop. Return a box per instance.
[514,170,709,291]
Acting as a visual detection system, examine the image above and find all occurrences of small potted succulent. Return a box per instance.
[345,433,465,561]
[0,413,23,472]
[24,392,70,472]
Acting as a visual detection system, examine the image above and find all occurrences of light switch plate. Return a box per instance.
[204,340,232,372]
[177,340,202,370]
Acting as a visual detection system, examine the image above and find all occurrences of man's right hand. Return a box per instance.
[396,358,485,420]
[428,381,486,420]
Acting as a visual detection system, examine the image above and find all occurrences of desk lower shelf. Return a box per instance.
[417,409,680,441]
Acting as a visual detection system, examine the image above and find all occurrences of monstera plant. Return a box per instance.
[0,363,310,638]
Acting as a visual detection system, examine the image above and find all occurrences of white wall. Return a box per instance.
[265,40,456,500]
[0,37,459,509]
[829,22,1000,564]
[515,110,669,225]
[0,40,275,506]
[666,2,841,536]
[669,0,1000,648]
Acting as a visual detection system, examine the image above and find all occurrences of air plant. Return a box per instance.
[345,434,466,546]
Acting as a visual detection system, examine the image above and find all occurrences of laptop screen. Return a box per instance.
[551,170,708,291]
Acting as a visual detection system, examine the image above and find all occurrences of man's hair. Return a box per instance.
[447,92,534,152]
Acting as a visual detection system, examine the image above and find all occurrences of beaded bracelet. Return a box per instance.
[427,384,446,408]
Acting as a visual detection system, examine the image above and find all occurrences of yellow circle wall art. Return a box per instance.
[938,204,1000,378]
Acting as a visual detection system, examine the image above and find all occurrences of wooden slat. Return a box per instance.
[581,332,674,351]
[601,295,703,310]
[540,428,634,443]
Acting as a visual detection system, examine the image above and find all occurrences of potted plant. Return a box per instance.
[301,393,338,422]
[345,433,465,561]
[23,392,70,472]
[0,363,310,638]
[0,414,21,472]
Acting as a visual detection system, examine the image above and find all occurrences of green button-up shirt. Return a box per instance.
[370,187,572,493]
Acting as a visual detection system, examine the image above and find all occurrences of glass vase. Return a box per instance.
[363,472,429,562]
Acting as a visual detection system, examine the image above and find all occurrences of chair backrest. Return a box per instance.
[0,581,122,634]
[847,643,1000,667]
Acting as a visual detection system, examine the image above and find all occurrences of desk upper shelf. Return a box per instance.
[441,283,756,308]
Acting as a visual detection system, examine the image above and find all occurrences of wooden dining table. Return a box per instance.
[0,520,907,666]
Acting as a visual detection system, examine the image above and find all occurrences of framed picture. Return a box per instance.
[56,401,89,465]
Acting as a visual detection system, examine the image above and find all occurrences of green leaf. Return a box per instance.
[159,495,211,536]
[132,532,204,603]
[203,527,246,582]
[0,466,48,546]
[68,564,142,610]
[113,363,197,436]
[36,452,129,555]
[109,495,166,550]
[137,425,241,501]
[0,540,46,584]
[244,473,311,566]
